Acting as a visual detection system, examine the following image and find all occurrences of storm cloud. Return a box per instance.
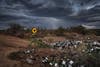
[0,0,100,29]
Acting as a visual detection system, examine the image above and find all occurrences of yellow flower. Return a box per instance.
[32,27,38,34]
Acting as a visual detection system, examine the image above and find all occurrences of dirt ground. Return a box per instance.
[0,34,60,67]
[0,34,99,67]
[0,34,28,67]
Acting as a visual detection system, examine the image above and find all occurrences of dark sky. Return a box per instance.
[0,0,100,29]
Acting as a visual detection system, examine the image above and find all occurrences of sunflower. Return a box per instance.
[32,27,38,34]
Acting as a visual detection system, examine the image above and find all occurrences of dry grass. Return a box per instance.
[0,34,60,67]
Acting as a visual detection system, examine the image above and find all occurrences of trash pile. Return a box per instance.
[50,40,100,51]
[8,39,100,67]
[8,48,79,67]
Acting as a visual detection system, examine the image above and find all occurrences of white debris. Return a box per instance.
[69,60,74,65]
[93,42,97,45]
[49,62,53,66]
[42,59,46,63]
[30,55,33,59]
[62,60,66,65]
[90,48,94,51]
[74,45,77,48]
[25,50,31,54]
[45,57,48,60]
[54,63,58,67]
[26,58,33,64]
[82,50,85,52]
[76,41,83,44]
[95,47,100,49]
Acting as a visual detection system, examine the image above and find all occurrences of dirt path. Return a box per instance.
[0,34,30,67]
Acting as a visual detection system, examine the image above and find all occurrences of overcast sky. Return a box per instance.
[0,0,100,29]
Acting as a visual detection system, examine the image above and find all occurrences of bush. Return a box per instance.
[8,51,24,60]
